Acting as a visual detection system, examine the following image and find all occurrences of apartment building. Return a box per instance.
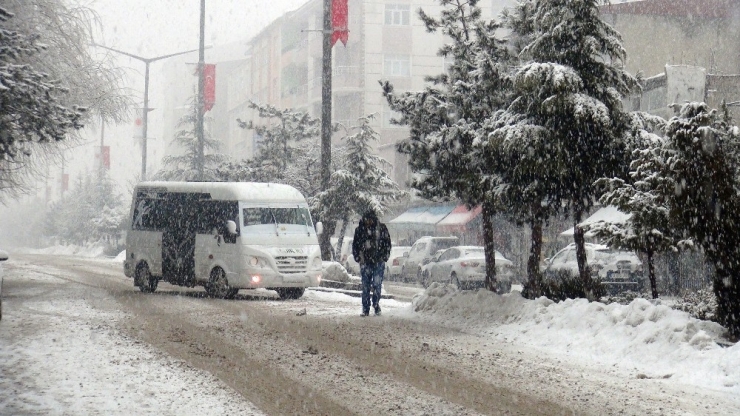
[225,0,515,186]
[603,0,740,120]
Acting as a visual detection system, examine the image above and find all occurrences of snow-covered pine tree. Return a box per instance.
[3,1,127,122]
[588,113,676,299]
[382,0,513,292]
[312,115,405,259]
[43,171,124,247]
[658,102,740,339]
[236,101,321,182]
[154,94,227,181]
[508,0,639,297]
[0,7,85,196]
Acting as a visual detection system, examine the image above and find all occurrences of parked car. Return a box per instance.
[0,249,8,320]
[332,237,356,274]
[541,243,644,293]
[419,249,446,285]
[385,246,411,281]
[420,246,515,292]
[402,236,460,282]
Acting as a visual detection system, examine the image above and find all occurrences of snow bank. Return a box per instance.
[410,283,739,392]
[113,250,126,263]
[321,261,359,283]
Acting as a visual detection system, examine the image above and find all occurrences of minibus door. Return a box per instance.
[162,193,198,286]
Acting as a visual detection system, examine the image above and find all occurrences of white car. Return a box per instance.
[541,243,644,293]
[421,246,515,292]
[419,249,446,286]
[402,236,460,282]
[0,249,8,320]
[385,246,411,281]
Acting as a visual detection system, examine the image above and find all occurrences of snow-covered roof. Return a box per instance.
[388,205,457,231]
[135,181,307,203]
[436,205,482,231]
[560,206,632,237]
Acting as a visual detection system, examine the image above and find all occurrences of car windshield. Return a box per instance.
[593,249,635,261]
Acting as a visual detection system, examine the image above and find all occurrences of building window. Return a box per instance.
[443,55,454,73]
[384,54,411,77]
[382,104,403,129]
[385,4,410,25]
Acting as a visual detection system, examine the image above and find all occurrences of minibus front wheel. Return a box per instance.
[206,267,238,299]
[135,263,158,293]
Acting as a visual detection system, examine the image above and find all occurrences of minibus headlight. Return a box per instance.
[312,257,322,269]
[248,256,266,267]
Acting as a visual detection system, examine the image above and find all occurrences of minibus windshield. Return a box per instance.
[242,206,313,234]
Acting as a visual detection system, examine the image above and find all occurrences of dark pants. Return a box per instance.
[361,262,384,313]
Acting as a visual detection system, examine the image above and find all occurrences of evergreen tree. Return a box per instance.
[154,94,227,181]
[0,7,85,196]
[313,115,406,258]
[658,102,740,339]
[0,2,128,199]
[3,1,128,121]
[382,0,513,291]
[236,101,321,182]
[588,113,676,299]
[495,0,639,297]
[43,171,125,248]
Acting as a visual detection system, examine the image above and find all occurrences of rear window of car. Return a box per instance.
[462,248,484,257]
[431,239,457,251]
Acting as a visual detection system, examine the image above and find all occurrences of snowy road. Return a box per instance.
[1,253,738,415]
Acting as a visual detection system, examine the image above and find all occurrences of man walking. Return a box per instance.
[352,210,392,316]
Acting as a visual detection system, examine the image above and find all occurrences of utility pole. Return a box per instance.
[321,0,332,191]
[318,0,335,260]
[196,0,206,181]
[99,115,105,181]
[92,44,199,181]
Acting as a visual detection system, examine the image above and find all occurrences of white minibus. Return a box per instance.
[123,181,323,299]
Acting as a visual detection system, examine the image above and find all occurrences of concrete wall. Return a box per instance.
[604,12,740,77]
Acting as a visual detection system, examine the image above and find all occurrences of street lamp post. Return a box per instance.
[92,44,199,181]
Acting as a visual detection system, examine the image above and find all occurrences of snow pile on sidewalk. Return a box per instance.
[409,283,740,393]
[113,250,126,262]
[321,261,360,283]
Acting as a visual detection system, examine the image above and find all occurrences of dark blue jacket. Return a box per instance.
[352,213,391,265]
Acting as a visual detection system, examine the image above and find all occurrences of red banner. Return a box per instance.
[331,0,348,46]
[95,146,110,170]
[204,64,216,112]
[102,146,110,170]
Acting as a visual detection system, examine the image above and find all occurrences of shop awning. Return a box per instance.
[560,206,631,238]
[388,205,457,232]
[436,205,482,232]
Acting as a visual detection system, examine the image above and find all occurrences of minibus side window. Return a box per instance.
[198,201,239,243]
[132,197,166,231]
